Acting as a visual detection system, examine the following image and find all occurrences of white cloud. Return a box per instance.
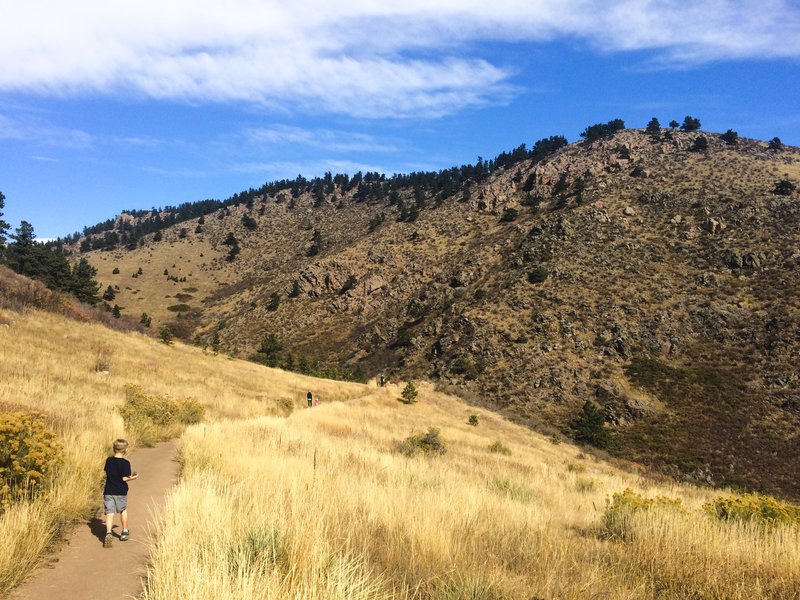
[1,1,797,117]
[0,113,93,147]
[243,125,401,153]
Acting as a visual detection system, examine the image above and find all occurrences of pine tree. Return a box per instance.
[112,304,121,318]
[401,381,418,404]
[0,191,10,247]
[68,258,101,305]
[103,285,116,301]
[570,401,610,449]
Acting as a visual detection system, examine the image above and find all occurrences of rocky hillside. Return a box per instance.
[78,128,800,498]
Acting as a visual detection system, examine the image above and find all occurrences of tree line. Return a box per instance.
[66,135,569,249]
[0,192,100,305]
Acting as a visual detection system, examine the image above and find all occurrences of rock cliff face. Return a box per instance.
[82,129,800,498]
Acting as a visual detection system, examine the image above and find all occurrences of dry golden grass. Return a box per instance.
[0,305,367,595]
[145,384,800,599]
[2,304,798,599]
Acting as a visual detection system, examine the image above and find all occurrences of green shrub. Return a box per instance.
[773,178,796,196]
[500,207,518,222]
[527,266,548,284]
[602,488,683,541]
[399,428,446,457]
[159,327,173,345]
[451,356,478,380]
[400,382,418,404]
[488,440,511,455]
[690,135,708,152]
[468,415,479,426]
[704,493,800,529]
[167,303,190,313]
[0,412,64,511]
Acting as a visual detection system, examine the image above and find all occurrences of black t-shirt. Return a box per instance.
[103,456,131,495]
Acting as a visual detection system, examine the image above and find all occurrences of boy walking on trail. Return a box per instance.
[103,438,138,548]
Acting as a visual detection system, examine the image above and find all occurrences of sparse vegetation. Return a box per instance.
[488,440,511,455]
[468,414,479,426]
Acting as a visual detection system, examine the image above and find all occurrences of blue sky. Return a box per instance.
[1,0,799,239]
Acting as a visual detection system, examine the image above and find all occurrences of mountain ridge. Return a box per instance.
[70,126,800,498]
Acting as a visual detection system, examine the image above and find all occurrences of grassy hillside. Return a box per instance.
[1,278,798,598]
[73,127,800,499]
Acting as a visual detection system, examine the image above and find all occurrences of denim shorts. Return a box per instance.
[103,495,128,514]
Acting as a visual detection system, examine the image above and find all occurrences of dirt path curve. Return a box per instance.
[11,439,180,600]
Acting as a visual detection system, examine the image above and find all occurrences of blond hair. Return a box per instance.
[112,438,129,453]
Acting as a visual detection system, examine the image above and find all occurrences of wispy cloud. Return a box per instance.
[243,125,401,153]
[1,1,797,118]
[0,113,93,148]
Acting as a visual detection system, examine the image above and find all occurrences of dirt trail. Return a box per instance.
[11,439,179,600]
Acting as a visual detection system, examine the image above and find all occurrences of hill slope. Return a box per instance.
[1,297,798,599]
[76,128,800,498]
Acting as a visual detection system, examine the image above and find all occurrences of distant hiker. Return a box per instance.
[307,391,313,408]
[103,438,139,548]
[380,375,385,387]
[314,397,319,406]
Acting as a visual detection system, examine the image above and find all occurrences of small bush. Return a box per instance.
[773,178,796,196]
[500,207,518,222]
[602,488,683,541]
[527,266,548,284]
[550,434,561,445]
[177,398,206,424]
[704,493,800,529]
[400,382,418,404]
[0,412,64,511]
[120,385,204,445]
[167,303,190,313]
[488,440,511,455]
[399,428,446,457]
[159,327,173,345]
[468,415,479,426]
[690,135,708,152]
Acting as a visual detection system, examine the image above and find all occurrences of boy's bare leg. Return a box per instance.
[104,512,114,533]
[120,509,128,531]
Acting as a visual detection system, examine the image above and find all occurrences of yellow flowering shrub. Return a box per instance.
[120,384,205,445]
[0,412,64,512]
[602,488,683,541]
[704,493,800,529]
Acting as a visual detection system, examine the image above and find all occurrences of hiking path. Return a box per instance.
[10,439,179,600]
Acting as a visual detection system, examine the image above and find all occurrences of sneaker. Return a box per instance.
[120,530,129,541]
[103,532,113,548]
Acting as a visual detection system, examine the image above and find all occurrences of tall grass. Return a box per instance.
[0,306,368,595]
[2,305,798,598]
[145,388,800,599]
